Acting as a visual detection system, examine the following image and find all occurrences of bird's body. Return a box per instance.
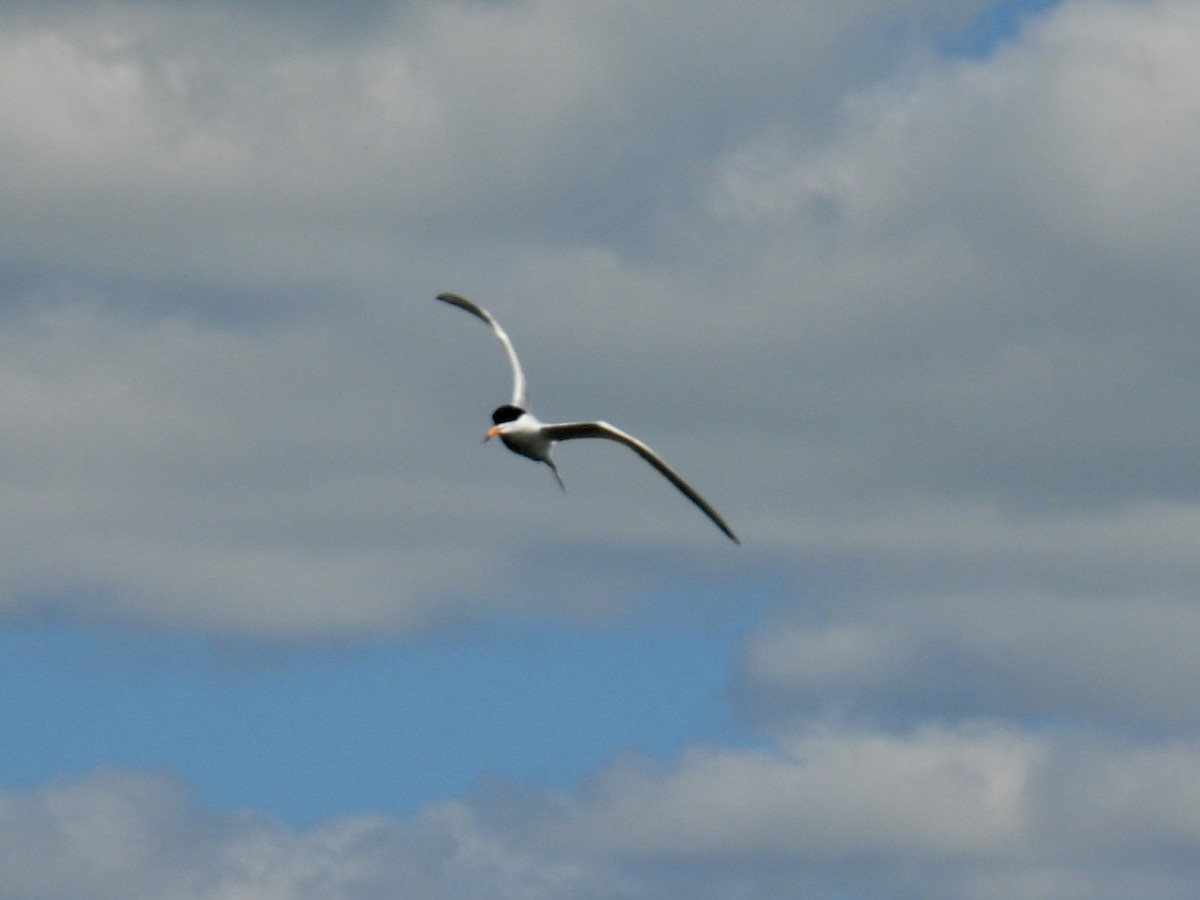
[488,405,563,485]
[436,292,739,543]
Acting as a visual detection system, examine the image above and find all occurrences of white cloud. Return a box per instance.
[6,727,1200,899]
[455,726,1200,897]
[538,723,1039,859]
[0,767,624,900]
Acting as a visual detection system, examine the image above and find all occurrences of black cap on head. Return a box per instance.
[491,404,525,425]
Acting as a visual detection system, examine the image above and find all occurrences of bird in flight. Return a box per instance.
[437,292,739,543]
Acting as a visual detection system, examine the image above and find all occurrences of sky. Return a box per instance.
[1,0,1198,897]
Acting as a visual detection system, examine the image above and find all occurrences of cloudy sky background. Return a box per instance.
[2,0,1199,896]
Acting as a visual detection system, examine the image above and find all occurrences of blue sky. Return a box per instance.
[1,593,768,825]
[2,1,1200,898]
[939,0,1059,56]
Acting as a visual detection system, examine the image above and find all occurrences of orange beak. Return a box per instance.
[484,425,502,443]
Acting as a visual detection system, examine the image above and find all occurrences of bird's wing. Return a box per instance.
[436,293,528,409]
[542,420,739,544]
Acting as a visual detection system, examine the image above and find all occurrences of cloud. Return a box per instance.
[0,0,982,293]
[0,0,1193,651]
[537,723,1039,861]
[0,767,623,900]
[697,0,1200,747]
[742,586,1200,730]
[703,0,1200,514]
[0,0,1196,642]
[6,726,1200,899]
[6,0,962,636]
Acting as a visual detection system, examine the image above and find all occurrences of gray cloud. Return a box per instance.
[743,587,1200,730]
[6,0,949,635]
[0,0,1195,633]
[702,0,1200,515]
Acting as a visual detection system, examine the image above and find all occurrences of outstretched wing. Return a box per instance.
[436,293,528,409]
[542,420,739,544]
